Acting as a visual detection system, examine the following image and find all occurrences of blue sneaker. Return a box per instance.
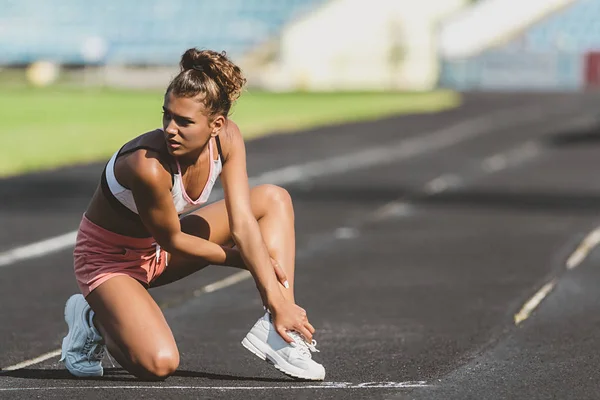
[60,294,106,377]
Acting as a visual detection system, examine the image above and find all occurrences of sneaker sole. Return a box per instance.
[241,333,325,381]
[61,296,103,378]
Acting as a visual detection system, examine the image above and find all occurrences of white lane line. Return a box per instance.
[334,227,360,240]
[566,229,600,270]
[0,381,429,391]
[515,224,600,329]
[482,154,508,172]
[514,279,558,325]
[0,231,77,267]
[481,141,541,173]
[1,271,255,372]
[506,141,541,161]
[372,202,414,220]
[0,350,62,372]
[372,140,544,221]
[0,104,553,269]
[422,174,462,195]
[197,270,251,294]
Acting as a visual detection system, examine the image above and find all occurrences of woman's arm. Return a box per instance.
[219,122,314,342]
[126,151,238,267]
[219,123,284,306]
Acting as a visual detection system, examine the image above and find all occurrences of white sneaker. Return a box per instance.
[60,294,106,377]
[241,312,326,380]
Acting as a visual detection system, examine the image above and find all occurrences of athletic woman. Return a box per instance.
[59,48,325,381]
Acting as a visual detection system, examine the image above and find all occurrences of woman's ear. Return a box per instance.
[210,115,226,136]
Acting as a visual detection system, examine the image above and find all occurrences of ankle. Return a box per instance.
[88,310,104,340]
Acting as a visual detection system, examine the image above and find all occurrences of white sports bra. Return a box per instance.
[102,135,223,216]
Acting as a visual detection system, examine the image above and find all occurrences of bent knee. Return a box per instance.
[135,349,180,380]
[259,184,293,208]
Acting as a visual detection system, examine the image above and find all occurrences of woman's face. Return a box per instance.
[162,91,214,158]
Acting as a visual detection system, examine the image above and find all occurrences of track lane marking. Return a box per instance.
[1,272,254,372]
[514,279,558,325]
[566,229,600,270]
[0,232,77,267]
[513,223,600,326]
[0,381,429,391]
[1,350,62,372]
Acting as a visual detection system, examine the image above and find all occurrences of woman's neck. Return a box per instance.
[176,140,210,172]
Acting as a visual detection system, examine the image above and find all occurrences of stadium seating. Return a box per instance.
[0,0,324,65]
[498,0,600,53]
[440,0,600,90]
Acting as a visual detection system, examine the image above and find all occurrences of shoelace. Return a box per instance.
[82,336,106,362]
[288,331,320,359]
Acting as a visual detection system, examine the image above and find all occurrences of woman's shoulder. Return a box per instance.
[224,120,241,138]
[222,120,244,148]
[120,129,166,154]
[116,129,172,188]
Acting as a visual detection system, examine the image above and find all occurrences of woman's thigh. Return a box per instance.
[152,184,281,287]
[86,275,179,378]
[150,197,235,287]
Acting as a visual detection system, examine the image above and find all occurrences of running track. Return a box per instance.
[2,92,600,399]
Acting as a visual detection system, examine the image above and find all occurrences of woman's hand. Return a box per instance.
[227,248,289,289]
[270,299,316,344]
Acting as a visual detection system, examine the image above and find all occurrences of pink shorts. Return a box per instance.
[73,215,168,297]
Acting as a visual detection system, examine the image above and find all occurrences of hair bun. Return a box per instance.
[180,48,209,72]
[171,48,247,116]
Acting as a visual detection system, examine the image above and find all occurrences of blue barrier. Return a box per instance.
[440,52,584,91]
[439,0,600,90]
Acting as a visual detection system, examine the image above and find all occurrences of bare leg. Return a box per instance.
[81,185,295,379]
[85,276,179,380]
[152,184,297,302]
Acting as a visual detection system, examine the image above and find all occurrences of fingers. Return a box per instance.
[306,321,316,335]
[298,325,313,342]
[297,309,314,341]
[274,265,288,287]
[271,302,315,344]
[276,326,294,344]
[271,258,289,289]
[277,323,314,343]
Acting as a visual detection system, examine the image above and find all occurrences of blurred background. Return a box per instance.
[0,0,599,176]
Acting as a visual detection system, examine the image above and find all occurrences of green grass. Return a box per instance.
[0,87,460,177]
